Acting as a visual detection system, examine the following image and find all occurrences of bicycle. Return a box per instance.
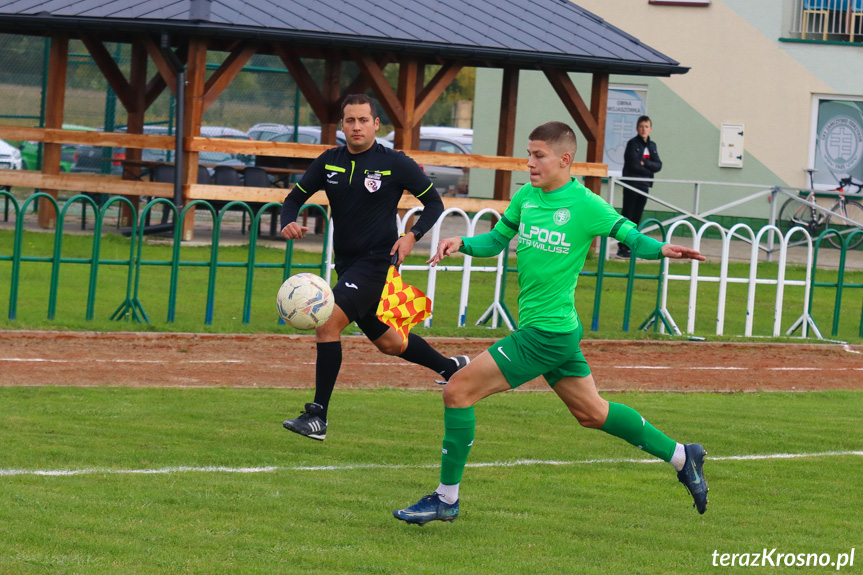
[777,175,863,249]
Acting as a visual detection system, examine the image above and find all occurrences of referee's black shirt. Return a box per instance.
[281,142,444,264]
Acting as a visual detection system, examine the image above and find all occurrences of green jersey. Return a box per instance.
[491,178,634,332]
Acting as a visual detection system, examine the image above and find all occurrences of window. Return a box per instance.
[809,95,863,188]
[649,0,709,4]
[436,141,463,155]
[790,0,862,42]
[603,84,648,177]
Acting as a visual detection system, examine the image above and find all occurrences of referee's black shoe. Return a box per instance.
[677,443,709,514]
[435,355,471,385]
[283,402,327,441]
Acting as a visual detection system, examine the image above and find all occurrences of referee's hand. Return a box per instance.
[390,233,417,267]
[427,237,463,267]
[280,222,308,240]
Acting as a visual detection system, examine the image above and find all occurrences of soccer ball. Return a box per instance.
[276,273,335,330]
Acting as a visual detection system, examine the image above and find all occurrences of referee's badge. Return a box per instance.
[364,172,382,193]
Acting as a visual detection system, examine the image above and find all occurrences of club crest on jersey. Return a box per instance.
[364,171,382,193]
[553,208,570,225]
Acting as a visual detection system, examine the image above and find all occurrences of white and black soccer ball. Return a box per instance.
[276,273,335,330]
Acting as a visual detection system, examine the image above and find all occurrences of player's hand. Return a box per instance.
[280,222,308,240]
[427,237,463,267]
[661,243,706,261]
[390,233,417,267]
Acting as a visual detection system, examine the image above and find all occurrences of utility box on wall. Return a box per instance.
[719,123,744,168]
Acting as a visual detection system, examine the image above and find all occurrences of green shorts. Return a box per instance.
[489,323,590,389]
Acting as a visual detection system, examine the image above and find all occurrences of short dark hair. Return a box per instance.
[341,94,379,119]
[528,121,577,156]
[637,115,652,126]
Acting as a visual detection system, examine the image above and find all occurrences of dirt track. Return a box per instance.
[1,331,861,392]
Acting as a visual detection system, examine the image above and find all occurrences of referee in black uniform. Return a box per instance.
[280,94,468,441]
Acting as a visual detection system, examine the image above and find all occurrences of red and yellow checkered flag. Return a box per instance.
[376,263,432,344]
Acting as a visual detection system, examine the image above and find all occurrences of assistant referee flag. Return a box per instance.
[376,264,431,343]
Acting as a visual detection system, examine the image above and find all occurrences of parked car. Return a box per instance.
[251,126,393,179]
[18,124,95,171]
[247,122,293,141]
[384,127,473,195]
[71,125,252,176]
[265,126,332,145]
[261,125,393,148]
[0,138,23,170]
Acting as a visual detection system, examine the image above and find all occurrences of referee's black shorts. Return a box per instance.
[332,251,392,341]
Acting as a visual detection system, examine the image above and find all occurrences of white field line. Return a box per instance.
[614,366,862,371]
[0,358,243,364]
[1,451,861,477]
[1,358,861,371]
[0,358,392,366]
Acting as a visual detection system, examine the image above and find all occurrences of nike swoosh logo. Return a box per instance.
[497,346,511,361]
[689,461,701,483]
[345,283,358,290]
[327,172,338,178]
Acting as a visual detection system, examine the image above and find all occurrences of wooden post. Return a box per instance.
[394,58,418,151]
[320,55,341,145]
[494,67,518,201]
[181,37,207,241]
[38,34,68,229]
[411,63,423,150]
[584,73,608,196]
[121,42,148,227]
[202,42,257,114]
[353,51,406,135]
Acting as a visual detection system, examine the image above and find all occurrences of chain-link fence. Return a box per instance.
[0,33,472,138]
[0,34,311,135]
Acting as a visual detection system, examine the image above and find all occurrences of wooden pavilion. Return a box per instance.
[0,0,688,239]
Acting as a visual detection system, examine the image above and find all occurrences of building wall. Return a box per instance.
[471,0,863,220]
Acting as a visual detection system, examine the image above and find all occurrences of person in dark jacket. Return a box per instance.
[618,115,662,258]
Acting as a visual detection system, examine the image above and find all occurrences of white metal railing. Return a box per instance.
[323,207,514,330]
[654,222,820,339]
[607,177,863,263]
[321,209,823,339]
[788,0,863,41]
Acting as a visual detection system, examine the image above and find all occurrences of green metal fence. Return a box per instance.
[0,191,328,325]
[2,190,863,339]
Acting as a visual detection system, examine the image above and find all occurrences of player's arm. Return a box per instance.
[611,219,703,261]
[427,214,517,266]
[280,156,326,240]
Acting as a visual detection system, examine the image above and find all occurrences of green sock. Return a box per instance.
[440,406,475,485]
[600,402,676,462]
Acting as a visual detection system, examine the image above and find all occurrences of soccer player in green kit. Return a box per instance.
[393,121,709,525]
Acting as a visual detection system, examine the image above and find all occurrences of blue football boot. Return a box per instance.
[677,443,709,514]
[393,493,460,525]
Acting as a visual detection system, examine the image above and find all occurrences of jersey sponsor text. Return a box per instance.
[518,223,571,254]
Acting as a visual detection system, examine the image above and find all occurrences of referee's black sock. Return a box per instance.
[399,333,455,379]
[313,341,342,420]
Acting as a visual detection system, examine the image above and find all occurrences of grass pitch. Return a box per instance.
[0,388,861,574]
